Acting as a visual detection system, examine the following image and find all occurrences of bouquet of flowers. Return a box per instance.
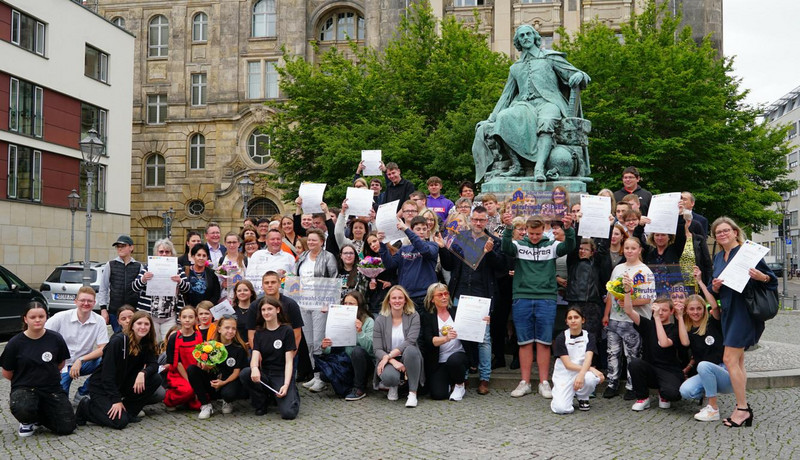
[215,260,239,278]
[192,340,228,367]
[357,256,385,280]
[606,276,637,301]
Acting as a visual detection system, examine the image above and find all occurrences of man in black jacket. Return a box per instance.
[378,162,416,213]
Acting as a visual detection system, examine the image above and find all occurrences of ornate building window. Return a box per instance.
[148,15,169,58]
[187,199,206,216]
[189,134,205,170]
[318,10,364,42]
[145,153,165,187]
[247,198,280,219]
[252,0,276,38]
[247,130,270,164]
[192,12,208,42]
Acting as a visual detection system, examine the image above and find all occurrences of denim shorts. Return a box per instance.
[512,298,557,345]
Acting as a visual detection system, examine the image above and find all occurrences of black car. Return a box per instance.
[767,262,784,278]
[0,264,47,335]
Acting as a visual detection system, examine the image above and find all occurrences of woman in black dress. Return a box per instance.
[709,217,776,427]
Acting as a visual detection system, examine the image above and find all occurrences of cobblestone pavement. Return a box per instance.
[1,315,799,459]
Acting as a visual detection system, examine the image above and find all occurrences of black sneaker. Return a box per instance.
[623,389,637,400]
[255,406,268,416]
[602,386,618,399]
[75,397,89,426]
[578,400,590,411]
[345,388,366,401]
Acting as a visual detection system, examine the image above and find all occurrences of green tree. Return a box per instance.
[557,0,793,231]
[263,3,510,203]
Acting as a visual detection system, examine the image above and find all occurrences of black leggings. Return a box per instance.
[427,352,468,400]
[186,365,249,405]
[82,373,162,429]
[9,387,76,435]
[628,358,683,401]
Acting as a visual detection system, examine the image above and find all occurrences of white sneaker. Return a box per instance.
[309,378,328,393]
[387,386,399,401]
[510,380,532,398]
[221,401,233,414]
[658,396,671,409]
[302,375,319,389]
[18,423,35,437]
[405,392,418,408]
[631,398,651,411]
[198,403,214,420]
[449,384,466,401]
[538,381,553,399]
[694,404,720,421]
[137,410,146,418]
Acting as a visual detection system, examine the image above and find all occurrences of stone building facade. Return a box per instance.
[94,0,722,261]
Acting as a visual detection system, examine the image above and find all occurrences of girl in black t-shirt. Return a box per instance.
[239,297,299,419]
[187,316,250,419]
[232,280,257,340]
[0,301,75,437]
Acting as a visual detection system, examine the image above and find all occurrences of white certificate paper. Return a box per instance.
[578,194,611,239]
[644,192,681,235]
[361,150,382,176]
[453,295,491,343]
[210,299,236,320]
[325,304,358,347]
[719,240,771,293]
[345,187,374,217]
[376,200,406,243]
[299,182,327,214]
[145,256,178,297]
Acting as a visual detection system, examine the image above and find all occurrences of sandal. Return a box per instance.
[722,406,753,427]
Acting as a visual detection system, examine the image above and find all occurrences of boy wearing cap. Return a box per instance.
[97,235,141,333]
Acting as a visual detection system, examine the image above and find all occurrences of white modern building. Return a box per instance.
[0,0,134,283]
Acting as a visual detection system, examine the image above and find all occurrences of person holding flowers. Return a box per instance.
[240,297,299,419]
[187,316,250,419]
[163,307,203,410]
[602,236,655,400]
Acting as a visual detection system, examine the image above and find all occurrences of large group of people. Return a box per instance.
[0,163,776,437]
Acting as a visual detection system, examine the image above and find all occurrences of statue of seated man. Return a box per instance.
[473,25,590,182]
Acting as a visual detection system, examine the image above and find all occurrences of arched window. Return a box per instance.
[145,153,165,187]
[192,12,208,42]
[246,197,280,219]
[189,134,205,170]
[148,15,169,57]
[252,0,276,38]
[112,17,125,29]
[247,130,270,165]
[318,11,364,42]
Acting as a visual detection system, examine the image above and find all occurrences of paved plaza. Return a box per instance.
[2,312,800,459]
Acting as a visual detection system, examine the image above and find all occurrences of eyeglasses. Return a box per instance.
[471,218,488,223]
[157,250,172,255]
[403,209,418,214]
[715,228,732,236]
[341,252,356,256]
[435,292,450,298]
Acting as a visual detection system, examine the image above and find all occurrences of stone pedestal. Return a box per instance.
[480,177,588,204]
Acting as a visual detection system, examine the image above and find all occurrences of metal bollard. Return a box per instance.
[794,295,798,310]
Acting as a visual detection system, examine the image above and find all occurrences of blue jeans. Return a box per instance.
[60,358,102,396]
[512,298,556,345]
[679,362,732,400]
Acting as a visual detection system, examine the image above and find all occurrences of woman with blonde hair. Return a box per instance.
[372,285,423,407]
[420,283,468,401]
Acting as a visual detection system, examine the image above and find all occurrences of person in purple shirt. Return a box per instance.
[426,176,454,222]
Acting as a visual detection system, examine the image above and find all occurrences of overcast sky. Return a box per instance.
[724,0,800,108]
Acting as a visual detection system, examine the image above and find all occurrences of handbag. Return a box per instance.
[742,281,779,322]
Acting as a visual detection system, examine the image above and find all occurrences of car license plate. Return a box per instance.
[54,293,76,300]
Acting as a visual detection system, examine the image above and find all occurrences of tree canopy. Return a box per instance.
[556,1,793,231]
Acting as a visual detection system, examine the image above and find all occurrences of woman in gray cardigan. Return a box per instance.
[373,285,424,407]
[295,229,339,393]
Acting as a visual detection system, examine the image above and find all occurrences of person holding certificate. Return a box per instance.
[709,217,776,428]
[420,283,468,401]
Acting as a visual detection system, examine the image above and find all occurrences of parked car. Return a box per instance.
[767,262,784,278]
[40,262,105,312]
[0,264,47,335]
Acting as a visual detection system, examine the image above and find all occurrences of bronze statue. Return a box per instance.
[473,25,592,183]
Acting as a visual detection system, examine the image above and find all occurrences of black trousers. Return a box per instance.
[491,275,515,362]
[186,365,249,405]
[83,373,162,429]
[9,387,76,435]
[350,346,374,392]
[427,351,468,400]
[239,367,299,420]
[628,358,683,401]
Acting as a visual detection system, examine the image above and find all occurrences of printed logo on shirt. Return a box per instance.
[705,336,715,346]
[41,352,53,363]
[513,241,561,261]
[226,357,236,367]
[273,339,283,349]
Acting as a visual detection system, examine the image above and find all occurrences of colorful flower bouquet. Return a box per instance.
[606,276,637,301]
[357,256,385,284]
[192,340,228,367]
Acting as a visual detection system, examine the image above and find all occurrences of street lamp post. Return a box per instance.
[67,189,80,262]
[162,207,175,240]
[79,127,104,287]
[238,176,254,219]
[784,198,791,297]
